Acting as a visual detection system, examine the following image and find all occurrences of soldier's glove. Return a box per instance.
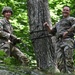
[15,38,21,43]
[10,34,21,45]
[13,38,21,45]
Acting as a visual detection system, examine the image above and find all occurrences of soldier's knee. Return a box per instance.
[12,47,29,65]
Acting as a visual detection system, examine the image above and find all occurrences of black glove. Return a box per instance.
[10,34,21,45]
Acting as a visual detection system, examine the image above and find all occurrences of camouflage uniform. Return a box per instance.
[51,16,75,73]
[0,18,28,65]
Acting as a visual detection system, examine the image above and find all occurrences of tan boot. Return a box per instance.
[20,56,29,65]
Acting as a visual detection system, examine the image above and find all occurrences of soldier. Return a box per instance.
[44,6,75,73]
[0,6,28,65]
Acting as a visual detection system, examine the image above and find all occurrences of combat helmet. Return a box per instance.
[2,6,13,14]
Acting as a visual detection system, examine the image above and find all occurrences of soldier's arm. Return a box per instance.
[67,18,75,33]
[63,18,75,38]
[44,22,56,36]
[0,22,10,39]
[50,26,57,36]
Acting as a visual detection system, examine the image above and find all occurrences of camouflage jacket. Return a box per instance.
[0,18,13,39]
[51,16,75,39]
[0,18,13,48]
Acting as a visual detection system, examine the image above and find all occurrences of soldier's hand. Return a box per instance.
[12,38,21,45]
[43,22,49,27]
[13,38,21,43]
[16,38,21,43]
[63,31,68,39]
[43,22,52,32]
[10,34,21,45]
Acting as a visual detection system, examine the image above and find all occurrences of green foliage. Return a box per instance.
[4,57,11,65]
[0,50,6,60]
[0,0,75,70]
[0,50,21,65]
[0,0,34,65]
[48,0,74,25]
[4,57,21,65]
[0,50,6,56]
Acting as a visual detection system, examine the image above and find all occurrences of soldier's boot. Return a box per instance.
[19,55,29,65]
[11,47,29,65]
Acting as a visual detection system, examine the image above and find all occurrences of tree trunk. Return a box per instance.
[27,0,55,70]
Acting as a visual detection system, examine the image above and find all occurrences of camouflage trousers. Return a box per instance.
[55,38,74,73]
[0,40,28,65]
[11,46,28,65]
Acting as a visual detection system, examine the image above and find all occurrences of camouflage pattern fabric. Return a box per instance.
[56,38,74,73]
[0,18,28,65]
[51,16,75,73]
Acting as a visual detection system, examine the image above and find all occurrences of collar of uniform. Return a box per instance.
[3,18,10,24]
[63,16,70,19]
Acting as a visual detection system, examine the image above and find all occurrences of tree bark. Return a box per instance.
[27,0,55,70]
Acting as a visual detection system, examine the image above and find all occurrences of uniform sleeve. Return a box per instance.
[0,21,10,39]
[50,26,57,36]
[69,18,75,32]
